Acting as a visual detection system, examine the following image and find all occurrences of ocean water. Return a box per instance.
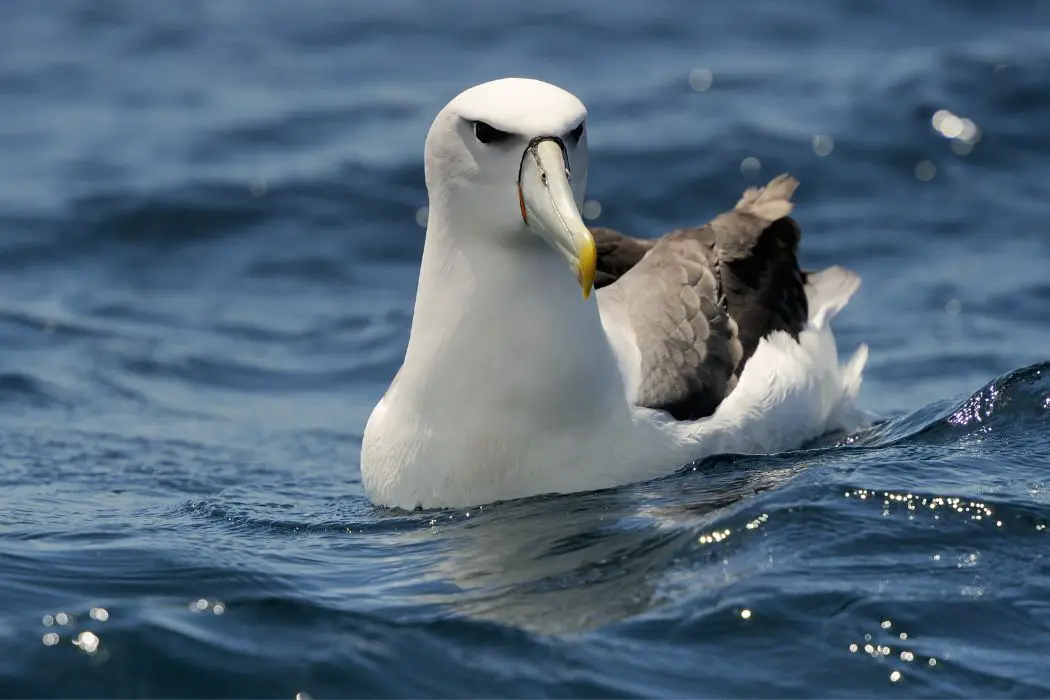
[1,0,1049,696]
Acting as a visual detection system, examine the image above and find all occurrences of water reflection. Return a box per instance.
[403,456,805,634]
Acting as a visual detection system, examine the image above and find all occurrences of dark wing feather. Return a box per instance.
[711,176,809,366]
[589,226,655,289]
[596,174,811,421]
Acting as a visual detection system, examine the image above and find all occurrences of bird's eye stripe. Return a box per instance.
[569,122,585,141]
[473,121,513,144]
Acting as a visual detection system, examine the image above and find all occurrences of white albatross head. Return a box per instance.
[423,77,596,297]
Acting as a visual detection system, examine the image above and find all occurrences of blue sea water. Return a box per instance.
[1,0,1049,696]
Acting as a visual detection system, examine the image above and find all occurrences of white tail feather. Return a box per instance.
[805,265,861,329]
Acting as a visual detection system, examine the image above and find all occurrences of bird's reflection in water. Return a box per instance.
[403,453,808,634]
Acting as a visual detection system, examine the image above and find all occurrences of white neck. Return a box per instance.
[397,207,629,431]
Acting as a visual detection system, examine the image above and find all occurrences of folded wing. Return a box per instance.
[595,174,837,421]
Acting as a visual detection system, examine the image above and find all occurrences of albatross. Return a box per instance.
[361,78,869,510]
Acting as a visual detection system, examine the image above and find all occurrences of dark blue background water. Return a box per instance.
[2,1,1049,697]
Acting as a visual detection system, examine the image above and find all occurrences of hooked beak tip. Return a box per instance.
[577,236,596,299]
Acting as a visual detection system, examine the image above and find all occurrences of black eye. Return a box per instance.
[569,122,585,142]
[473,121,512,144]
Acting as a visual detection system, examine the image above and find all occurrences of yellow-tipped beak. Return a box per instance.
[518,139,596,300]
[576,233,596,299]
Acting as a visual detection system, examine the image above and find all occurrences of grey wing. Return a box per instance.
[597,174,812,421]
[589,226,655,289]
[599,226,741,419]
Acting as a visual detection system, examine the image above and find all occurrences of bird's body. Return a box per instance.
[361,78,868,510]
